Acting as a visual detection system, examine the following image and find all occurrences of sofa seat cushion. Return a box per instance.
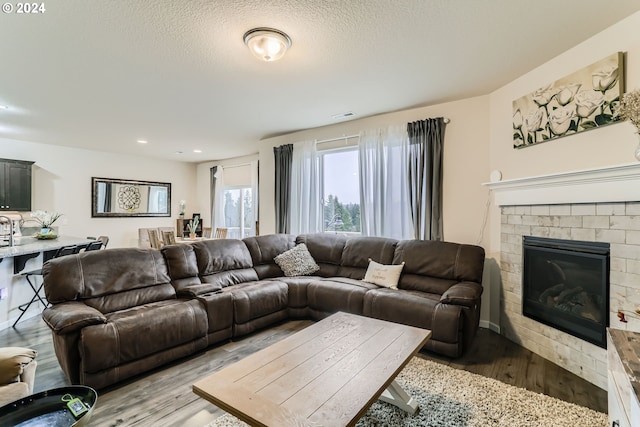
[307,278,378,315]
[80,299,207,373]
[362,288,440,330]
[225,281,288,324]
[279,276,321,308]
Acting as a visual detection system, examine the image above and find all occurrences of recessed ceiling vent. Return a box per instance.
[331,112,356,120]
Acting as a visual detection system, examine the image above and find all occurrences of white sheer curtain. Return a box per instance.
[358,125,414,240]
[213,166,225,229]
[290,140,322,234]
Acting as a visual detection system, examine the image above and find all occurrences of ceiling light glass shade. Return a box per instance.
[243,28,291,62]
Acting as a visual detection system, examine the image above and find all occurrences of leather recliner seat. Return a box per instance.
[42,233,485,389]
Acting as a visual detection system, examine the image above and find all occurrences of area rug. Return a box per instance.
[205,357,607,427]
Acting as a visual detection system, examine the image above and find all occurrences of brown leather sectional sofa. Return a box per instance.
[41,233,485,389]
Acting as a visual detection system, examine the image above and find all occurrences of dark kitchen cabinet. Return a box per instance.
[0,158,34,211]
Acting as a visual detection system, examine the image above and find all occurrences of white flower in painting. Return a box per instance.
[513,109,523,129]
[531,84,556,107]
[575,90,605,118]
[523,108,546,134]
[556,83,581,106]
[548,105,576,135]
[592,65,619,92]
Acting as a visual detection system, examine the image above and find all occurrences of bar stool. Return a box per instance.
[83,240,104,251]
[13,244,80,327]
[86,235,109,248]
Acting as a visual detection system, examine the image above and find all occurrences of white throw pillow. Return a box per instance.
[274,243,320,277]
[363,259,405,289]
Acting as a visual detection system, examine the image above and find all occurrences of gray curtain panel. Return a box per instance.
[273,144,293,233]
[210,166,217,228]
[406,117,446,240]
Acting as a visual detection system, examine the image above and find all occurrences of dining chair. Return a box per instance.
[202,227,212,238]
[214,227,228,239]
[147,229,163,249]
[162,231,176,245]
[14,244,80,327]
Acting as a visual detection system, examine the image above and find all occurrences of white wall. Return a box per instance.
[1,137,198,248]
[195,154,259,228]
[481,10,640,384]
[258,96,491,245]
[488,11,640,255]
[0,137,198,327]
[255,96,494,328]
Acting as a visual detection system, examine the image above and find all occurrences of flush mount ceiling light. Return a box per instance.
[243,27,291,62]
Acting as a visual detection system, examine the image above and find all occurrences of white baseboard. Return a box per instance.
[479,320,500,333]
[0,308,41,331]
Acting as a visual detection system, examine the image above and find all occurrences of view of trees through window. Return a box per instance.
[322,149,361,233]
[223,187,254,238]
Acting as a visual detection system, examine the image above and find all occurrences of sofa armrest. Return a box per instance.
[440,281,483,308]
[43,302,107,335]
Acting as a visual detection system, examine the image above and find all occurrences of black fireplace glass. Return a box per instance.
[522,236,609,348]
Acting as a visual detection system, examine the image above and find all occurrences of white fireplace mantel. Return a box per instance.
[483,163,640,206]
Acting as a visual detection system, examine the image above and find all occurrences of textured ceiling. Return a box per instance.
[1,1,640,162]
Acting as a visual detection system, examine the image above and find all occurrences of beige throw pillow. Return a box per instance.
[0,347,37,384]
[274,243,320,277]
[363,259,405,289]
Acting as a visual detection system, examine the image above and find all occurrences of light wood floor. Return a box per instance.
[1,316,607,426]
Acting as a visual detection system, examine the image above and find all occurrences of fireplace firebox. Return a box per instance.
[522,236,609,348]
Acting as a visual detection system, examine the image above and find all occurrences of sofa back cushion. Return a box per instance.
[191,239,258,288]
[243,234,296,279]
[296,233,348,277]
[43,248,175,313]
[338,236,398,279]
[393,240,485,294]
[162,244,203,294]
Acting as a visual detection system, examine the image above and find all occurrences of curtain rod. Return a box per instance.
[315,118,450,145]
[217,162,253,170]
[316,134,360,145]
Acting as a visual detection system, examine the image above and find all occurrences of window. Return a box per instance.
[223,186,254,239]
[320,148,361,234]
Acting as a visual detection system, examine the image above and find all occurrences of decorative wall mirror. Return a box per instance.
[92,177,171,217]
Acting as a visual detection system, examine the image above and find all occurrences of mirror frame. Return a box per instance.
[91,177,171,217]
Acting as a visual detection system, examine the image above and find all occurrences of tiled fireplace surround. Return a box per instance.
[487,163,640,391]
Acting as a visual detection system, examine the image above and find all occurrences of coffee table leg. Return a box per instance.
[379,379,419,414]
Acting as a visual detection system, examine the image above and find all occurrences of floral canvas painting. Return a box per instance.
[513,52,624,148]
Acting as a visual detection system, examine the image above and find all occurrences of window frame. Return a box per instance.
[222,184,254,239]
[317,145,361,234]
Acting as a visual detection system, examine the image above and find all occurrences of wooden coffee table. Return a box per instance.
[193,312,431,427]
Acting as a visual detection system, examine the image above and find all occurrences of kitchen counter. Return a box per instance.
[0,235,96,328]
[0,236,94,273]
